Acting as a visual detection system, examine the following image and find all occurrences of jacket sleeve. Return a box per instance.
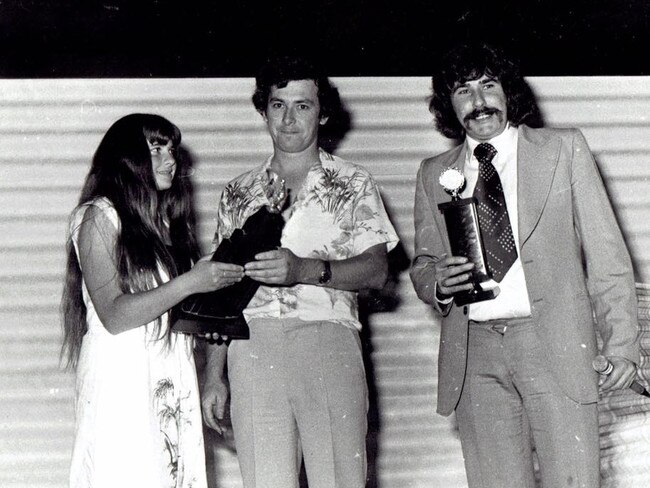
[410,161,453,316]
[570,129,640,363]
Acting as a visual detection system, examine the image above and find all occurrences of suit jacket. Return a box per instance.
[410,125,640,416]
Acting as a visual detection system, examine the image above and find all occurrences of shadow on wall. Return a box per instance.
[318,96,352,155]
[358,239,411,488]
[522,80,544,131]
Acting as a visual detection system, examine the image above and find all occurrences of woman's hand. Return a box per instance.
[185,257,244,294]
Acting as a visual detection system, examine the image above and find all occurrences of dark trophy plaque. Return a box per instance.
[172,172,287,338]
[437,169,499,306]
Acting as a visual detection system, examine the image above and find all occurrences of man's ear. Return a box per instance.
[319,115,329,126]
[259,110,268,122]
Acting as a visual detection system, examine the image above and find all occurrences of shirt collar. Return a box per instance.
[465,123,518,161]
[259,148,331,201]
[261,148,328,174]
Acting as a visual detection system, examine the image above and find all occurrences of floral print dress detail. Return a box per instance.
[68,197,207,488]
[214,149,399,331]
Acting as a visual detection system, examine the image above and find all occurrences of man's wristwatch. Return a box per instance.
[318,260,332,285]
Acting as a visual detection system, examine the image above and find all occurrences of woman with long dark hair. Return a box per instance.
[61,113,243,487]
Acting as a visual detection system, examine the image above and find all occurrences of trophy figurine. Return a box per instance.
[172,171,288,338]
[437,167,499,305]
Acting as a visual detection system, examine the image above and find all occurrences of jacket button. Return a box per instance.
[463,306,468,315]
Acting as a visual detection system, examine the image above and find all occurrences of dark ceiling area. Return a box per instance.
[0,1,648,78]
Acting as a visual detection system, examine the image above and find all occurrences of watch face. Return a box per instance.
[319,260,332,284]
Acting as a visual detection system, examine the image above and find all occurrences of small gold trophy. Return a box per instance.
[437,168,499,305]
[172,171,288,338]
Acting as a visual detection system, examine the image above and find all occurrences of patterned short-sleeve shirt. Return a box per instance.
[213,149,399,330]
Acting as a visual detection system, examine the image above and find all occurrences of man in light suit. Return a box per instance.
[410,43,640,487]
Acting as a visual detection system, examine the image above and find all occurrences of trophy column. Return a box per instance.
[438,197,499,305]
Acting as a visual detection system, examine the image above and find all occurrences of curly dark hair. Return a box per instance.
[429,43,540,139]
[251,55,342,121]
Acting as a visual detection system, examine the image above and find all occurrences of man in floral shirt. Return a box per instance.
[201,56,399,488]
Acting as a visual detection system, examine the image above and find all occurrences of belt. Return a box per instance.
[469,316,533,335]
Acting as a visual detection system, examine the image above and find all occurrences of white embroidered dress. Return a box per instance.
[68,197,207,488]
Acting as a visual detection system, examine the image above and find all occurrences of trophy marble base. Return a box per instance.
[172,313,250,339]
[454,285,500,306]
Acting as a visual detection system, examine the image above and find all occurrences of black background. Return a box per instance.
[0,0,648,77]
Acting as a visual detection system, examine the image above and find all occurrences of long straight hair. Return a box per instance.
[60,114,200,370]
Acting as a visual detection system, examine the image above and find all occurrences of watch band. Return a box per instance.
[318,260,332,285]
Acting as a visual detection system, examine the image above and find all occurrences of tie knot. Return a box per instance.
[474,143,497,165]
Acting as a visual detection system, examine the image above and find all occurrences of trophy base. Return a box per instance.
[172,314,250,339]
[454,286,499,306]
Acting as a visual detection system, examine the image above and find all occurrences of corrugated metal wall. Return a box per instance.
[0,77,648,488]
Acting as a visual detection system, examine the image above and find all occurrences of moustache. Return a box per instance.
[464,107,502,123]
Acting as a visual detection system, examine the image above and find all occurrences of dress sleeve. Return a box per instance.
[69,199,119,266]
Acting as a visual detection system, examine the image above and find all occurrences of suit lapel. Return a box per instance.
[517,125,560,246]
[422,144,465,252]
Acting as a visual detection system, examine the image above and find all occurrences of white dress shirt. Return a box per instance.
[462,124,532,321]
